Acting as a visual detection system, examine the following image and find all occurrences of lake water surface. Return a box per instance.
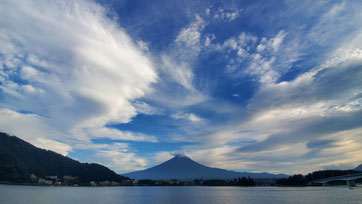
[0,185,361,204]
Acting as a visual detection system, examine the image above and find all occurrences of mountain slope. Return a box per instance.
[354,164,362,171]
[123,154,288,180]
[0,132,128,183]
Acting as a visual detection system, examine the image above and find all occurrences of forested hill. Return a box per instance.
[276,169,362,186]
[0,132,128,184]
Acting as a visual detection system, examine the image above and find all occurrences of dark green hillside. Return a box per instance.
[0,132,128,184]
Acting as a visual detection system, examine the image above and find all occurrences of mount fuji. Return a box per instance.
[123,154,288,180]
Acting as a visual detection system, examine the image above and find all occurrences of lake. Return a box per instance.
[0,185,361,204]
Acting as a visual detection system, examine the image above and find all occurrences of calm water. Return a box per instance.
[0,185,361,204]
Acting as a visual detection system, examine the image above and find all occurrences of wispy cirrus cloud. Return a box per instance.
[171,112,205,123]
[144,15,208,110]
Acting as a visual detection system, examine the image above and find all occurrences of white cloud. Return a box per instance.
[86,127,158,142]
[144,15,208,109]
[211,30,292,84]
[175,15,205,58]
[269,31,287,52]
[217,32,258,56]
[0,108,71,155]
[160,55,195,91]
[205,8,211,16]
[71,141,152,173]
[94,150,147,173]
[244,30,287,84]
[0,0,157,170]
[204,34,216,47]
[133,101,162,115]
[299,1,361,48]
[171,112,205,123]
[33,138,72,156]
[213,8,240,21]
[204,36,211,47]
[330,2,346,16]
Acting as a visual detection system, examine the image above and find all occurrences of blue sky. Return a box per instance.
[0,0,361,174]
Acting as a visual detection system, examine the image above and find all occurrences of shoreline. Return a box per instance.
[1,183,356,188]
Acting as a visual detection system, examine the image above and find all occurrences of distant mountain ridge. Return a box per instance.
[0,132,128,184]
[123,154,288,180]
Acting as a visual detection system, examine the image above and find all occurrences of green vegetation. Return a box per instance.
[276,170,362,186]
[0,132,128,185]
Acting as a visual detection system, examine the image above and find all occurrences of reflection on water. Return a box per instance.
[0,185,361,204]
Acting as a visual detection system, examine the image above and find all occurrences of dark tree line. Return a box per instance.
[276,170,361,186]
[134,177,257,186]
[237,177,256,186]
[276,174,305,186]
[200,177,256,186]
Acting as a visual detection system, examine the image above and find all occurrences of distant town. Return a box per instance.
[12,173,278,187]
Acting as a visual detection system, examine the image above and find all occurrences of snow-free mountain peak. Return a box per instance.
[123,154,288,180]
